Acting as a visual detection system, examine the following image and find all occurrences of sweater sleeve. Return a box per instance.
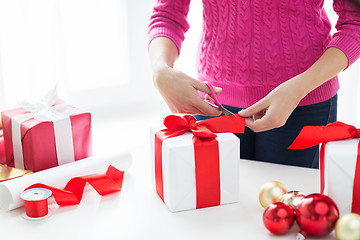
[326,0,360,67]
[148,0,191,53]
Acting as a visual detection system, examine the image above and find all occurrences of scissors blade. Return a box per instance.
[218,105,236,117]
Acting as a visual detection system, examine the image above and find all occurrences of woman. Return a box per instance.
[148,0,360,168]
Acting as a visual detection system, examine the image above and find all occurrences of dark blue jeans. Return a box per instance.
[194,94,337,169]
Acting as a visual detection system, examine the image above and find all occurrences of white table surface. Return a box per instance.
[0,111,337,240]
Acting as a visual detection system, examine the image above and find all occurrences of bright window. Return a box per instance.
[0,0,129,110]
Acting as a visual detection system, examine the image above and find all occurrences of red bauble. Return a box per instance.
[263,202,295,234]
[295,193,339,238]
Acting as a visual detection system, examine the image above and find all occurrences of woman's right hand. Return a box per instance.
[149,37,222,116]
[153,65,222,116]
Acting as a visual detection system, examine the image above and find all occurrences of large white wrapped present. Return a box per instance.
[150,114,244,212]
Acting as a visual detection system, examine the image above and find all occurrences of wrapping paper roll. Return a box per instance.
[0,152,132,211]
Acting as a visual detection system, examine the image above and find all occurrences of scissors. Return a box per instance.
[204,81,236,117]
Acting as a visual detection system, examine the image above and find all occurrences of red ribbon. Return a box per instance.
[155,114,245,209]
[289,121,360,214]
[25,165,124,207]
[24,198,50,218]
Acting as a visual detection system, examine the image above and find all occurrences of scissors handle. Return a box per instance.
[204,81,221,105]
[203,81,236,117]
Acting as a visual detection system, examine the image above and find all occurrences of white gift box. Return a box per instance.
[323,138,360,216]
[150,128,240,212]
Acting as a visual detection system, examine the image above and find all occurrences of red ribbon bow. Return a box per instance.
[161,114,245,139]
[155,114,245,209]
[289,121,360,214]
[289,122,360,149]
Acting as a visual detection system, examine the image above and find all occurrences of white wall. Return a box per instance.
[84,0,169,118]
[324,0,360,126]
[0,0,167,118]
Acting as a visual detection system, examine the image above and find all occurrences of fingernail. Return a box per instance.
[238,109,245,114]
[214,86,222,91]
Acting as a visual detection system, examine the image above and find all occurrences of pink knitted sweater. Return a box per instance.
[148,0,360,108]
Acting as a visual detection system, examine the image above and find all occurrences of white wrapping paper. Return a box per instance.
[0,152,132,211]
[323,139,359,216]
[150,128,240,212]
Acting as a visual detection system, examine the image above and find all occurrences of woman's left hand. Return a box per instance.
[238,47,349,132]
[238,75,306,132]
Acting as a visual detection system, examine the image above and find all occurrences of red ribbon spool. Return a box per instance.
[21,188,52,220]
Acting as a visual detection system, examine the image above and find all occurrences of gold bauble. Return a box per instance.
[335,213,360,240]
[280,191,305,209]
[259,181,288,208]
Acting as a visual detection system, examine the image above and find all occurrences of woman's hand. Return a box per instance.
[153,65,222,116]
[238,47,349,132]
[238,75,306,132]
[149,37,222,116]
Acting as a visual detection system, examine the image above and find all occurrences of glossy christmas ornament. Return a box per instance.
[280,191,305,209]
[259,181,288,208]
[263,202,295,234]
[335,213,360,240]
[295,194,339,239]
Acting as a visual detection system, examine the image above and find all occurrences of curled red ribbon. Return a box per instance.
[155,114,244,209]
[25,165,124,207]
[289,121,360,214]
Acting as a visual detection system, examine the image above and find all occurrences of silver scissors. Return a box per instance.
[204,81,236,117]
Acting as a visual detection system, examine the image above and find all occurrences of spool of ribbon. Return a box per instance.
[21,188,52,220]
[289,121,360,214]
[155,114,245,209]
[11,86,76,170]
[23,164,124,215]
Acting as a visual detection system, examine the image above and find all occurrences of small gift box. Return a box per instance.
[290,122,360,216]
[1,88,92,172]
[150,114,245,212]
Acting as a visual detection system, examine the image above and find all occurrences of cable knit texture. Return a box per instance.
[148,0,360,108]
